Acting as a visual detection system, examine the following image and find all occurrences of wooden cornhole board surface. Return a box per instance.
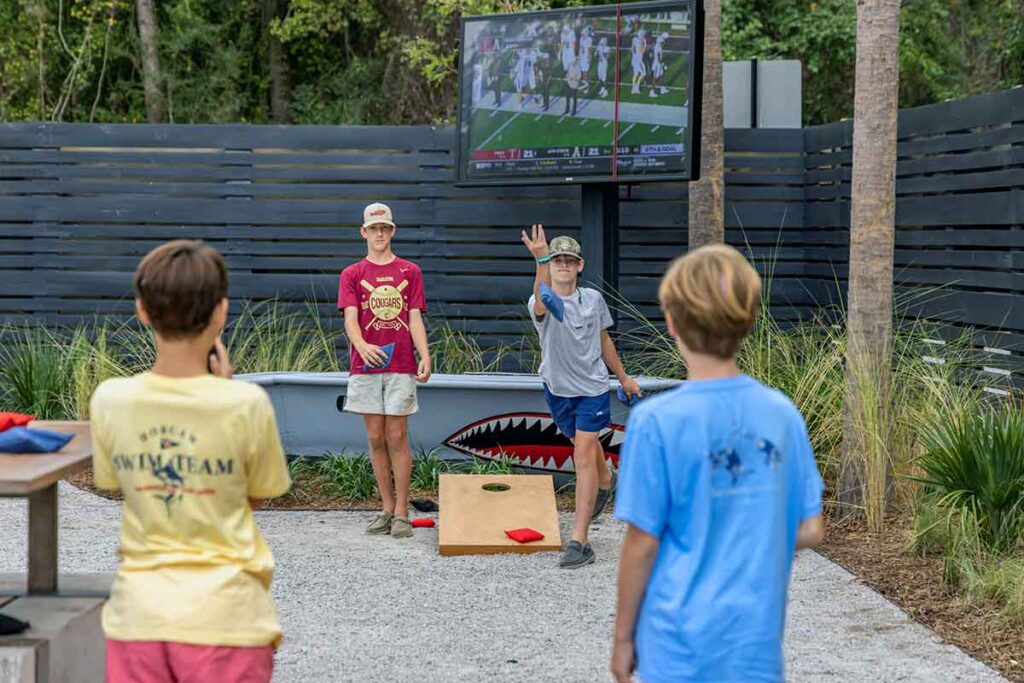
[438,474,562,556]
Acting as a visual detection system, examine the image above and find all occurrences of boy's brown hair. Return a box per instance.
[658,244,761,359]
[133,240,228,339]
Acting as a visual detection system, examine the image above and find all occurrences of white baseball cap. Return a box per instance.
[362,202,395,229]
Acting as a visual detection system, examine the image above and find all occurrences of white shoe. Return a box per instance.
[649,89,657,97]
[631,86,640,95]
[660,87,669,94]
[599,88,608,97]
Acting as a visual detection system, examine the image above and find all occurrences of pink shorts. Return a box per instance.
[106,639,274,683]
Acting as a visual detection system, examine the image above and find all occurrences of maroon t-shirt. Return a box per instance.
[338,257,426,374]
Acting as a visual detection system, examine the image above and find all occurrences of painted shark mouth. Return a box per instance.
[443,412,625,474]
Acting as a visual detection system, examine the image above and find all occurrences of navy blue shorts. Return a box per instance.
[543,385,612,440]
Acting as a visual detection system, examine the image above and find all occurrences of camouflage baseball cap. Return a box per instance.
[549,235,582,260]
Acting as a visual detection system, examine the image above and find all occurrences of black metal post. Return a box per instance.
[750,57,758,129]
[580,183,620,321]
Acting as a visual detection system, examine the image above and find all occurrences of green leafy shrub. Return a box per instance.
[914,408,1024,554]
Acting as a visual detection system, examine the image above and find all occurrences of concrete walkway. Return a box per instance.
[0,484,1007,682]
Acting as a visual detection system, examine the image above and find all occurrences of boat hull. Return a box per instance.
[239,372,681,475]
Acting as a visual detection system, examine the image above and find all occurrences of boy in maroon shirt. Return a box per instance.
[338,203,431,538]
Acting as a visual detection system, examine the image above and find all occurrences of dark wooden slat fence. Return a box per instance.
[1,86,1023,386]
[0,122,808,341]
[803,87,1024,391]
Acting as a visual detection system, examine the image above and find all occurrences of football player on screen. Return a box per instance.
[650,32,669,97]
[515,46,538,108]
[596,36,610,98]
[560,23,577,75]
[630,28,647,95]
[578,26,594,94]
[471,54,484,105]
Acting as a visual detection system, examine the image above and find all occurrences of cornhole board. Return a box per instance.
[438,474,562,556]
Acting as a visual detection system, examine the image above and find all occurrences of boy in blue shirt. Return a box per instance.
[611,244,825,683]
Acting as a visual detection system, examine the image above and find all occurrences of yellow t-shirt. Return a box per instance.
[90,372,291,648]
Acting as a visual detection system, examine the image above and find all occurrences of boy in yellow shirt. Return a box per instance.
[90,240,291,682]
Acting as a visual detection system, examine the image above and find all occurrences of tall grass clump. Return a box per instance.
[429,320,510,374]
[411,448,452,490]
[227,300,343,374]
[0,327,73,419]
[0,322,155,420]
[65,322,155,419]
[741,308,846,482]
[292,453,378,500]
[912,496,1024,622]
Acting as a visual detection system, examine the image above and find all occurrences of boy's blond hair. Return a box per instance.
[658,244,761,359]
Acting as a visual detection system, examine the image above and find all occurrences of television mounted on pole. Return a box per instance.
[454,0,703,187]
[453,0,705,312]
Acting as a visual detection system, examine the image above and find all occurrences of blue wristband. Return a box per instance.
[536,255,552,264]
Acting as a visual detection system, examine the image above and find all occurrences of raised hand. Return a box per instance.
[520,223,549,259]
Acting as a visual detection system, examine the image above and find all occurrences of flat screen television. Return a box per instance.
[454,0,702,186]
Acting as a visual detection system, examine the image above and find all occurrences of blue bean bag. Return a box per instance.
[539,282,565,322]
[0,427,74,454]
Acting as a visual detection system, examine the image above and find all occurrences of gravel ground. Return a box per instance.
[0,484,1007,682]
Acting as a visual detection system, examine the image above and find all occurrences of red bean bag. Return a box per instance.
[411,518,435,528]
[504,528,545,544]
[0,413,34,433]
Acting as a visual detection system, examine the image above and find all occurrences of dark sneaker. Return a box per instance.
[366,511,393,535]
[559,540,596,569]
[592,470,618,520]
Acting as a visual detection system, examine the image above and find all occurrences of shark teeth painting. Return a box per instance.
[443,412,625,474]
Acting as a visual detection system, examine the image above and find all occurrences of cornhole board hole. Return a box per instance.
[438,474,562,556]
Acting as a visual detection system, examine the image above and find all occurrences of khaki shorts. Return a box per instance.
[344,373,419,416]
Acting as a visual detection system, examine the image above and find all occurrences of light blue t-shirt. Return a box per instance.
[614,374,824,683]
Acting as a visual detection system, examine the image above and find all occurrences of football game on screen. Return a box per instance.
[458,2,694,184]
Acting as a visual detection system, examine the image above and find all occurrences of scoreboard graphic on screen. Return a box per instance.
[455,0,703,186]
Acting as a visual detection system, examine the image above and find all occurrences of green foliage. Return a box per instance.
[980,555,1024,622]
[457,452,518,475]
[912,498,1024,621]
[411,448,452,491]
[2,0,1021,125]
[63,322,155,419]
[0,327,73,419]
[297,452,378,499]
[0,300,343,420]
[723,0,856,124]
[913,406,1024,554]
[722,0,1024,125]
[429,319,509,375]
[226,300,344,375]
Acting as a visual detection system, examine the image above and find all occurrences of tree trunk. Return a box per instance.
[266,0,292,123]
[135,0,165,123]
[688,0,724,250]
[840,0,901,527]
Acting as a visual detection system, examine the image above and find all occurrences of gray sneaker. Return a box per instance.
[559,540,596,569]
[391,516,413,539]
[592,470,618,520]
[366,511,393,535]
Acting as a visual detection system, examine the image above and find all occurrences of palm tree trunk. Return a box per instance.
[840,0,901,527]
[688,0,724,249]
[135,0,165,123]
[266,0,292,123]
